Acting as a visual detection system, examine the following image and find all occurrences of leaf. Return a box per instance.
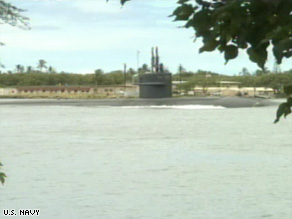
[273,38,292,64]
[172,4,194,21]
[0,172,6,185]
[224,45,238,64]
[177,0,189,3]
[199,40,219,53]
[189,9,211,31]
[247,46,267,70]
[236,37,248,49]
[283,50,292,58]
[274,102,291,123]
[120,0,130,5]
[261,0,282,7]
[287,97,292,106]
[283,85,292,96]
[235,31,249,49]
[218,44,226,53]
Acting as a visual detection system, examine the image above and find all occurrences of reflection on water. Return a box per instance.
[0,105,292,219]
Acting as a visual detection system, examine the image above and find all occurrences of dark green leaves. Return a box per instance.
[0,172,6,185]
[284,85,292,96]
[110,0,291,70]
[172,0,292,70]
[120,0,130,5]
[0,0,30,29]
[177,0,189,4]
[199,40,219,53]
[274,88,292,123]
[247,46,268,69]
[274,100,292,123]
[224,45,238,64]
[171,3,194,21]
[273,38,292,64]
[0,161,6,185]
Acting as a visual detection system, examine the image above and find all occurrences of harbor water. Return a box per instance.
[0,100,291,219]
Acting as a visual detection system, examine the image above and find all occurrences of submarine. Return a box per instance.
[135,47,172,98]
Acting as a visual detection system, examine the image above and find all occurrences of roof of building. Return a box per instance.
[219,81,241,84]
[16,85,137,91]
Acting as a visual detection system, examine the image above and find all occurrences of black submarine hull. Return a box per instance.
[0,97,277,108]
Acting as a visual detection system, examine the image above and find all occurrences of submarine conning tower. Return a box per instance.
[138,47,172,98]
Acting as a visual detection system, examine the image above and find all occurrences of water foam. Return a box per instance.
[118,105,225,110]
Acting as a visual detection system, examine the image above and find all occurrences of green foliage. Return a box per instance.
[172,69,292,89]
[0,0,29,29]
[0,161,6,185]
[94,69,104,85]
[0,0,30,67]
[138,63,150,74]
[0,68,136,87]
[224,45,238,64]
[274,85,292,123]
[170,0,292,69]
[284,85,292,96]
[172,3,194,21]
[37,59,47,72]
[274,97,292,123]
[115,0,291,69]
[239,67,250,76]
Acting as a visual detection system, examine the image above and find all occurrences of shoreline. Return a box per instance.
[0,96,278,108]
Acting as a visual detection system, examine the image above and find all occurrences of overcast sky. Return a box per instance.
[0,0,291,75]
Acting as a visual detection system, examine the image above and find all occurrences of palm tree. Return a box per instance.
[239,67,250,76]
[20,66,25,73]
[26,66,33,73]
[37,59,47,72]
[94,69,104,85]
[15,64,25,73]
[48,66,56,73]
[178,64,186,94]
[16,64,22,73]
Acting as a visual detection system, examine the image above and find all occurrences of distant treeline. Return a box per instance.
[0,69,134,87]
[1,66,292,92]
[172,69,292,91]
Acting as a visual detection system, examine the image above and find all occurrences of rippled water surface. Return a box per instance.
[0,102,292,219]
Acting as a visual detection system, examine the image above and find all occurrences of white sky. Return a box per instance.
[0,0,291,75]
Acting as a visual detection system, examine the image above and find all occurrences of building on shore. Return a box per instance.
[0,85,139,98]
[0,81,274,98]
[191,81,274,97]
[0,87,17,96]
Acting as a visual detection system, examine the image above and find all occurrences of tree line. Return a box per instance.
[1,62,292,92]
[173,67,292,93]
[0,69,132,87]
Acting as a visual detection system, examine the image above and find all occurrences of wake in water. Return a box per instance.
[117,105,226,110]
